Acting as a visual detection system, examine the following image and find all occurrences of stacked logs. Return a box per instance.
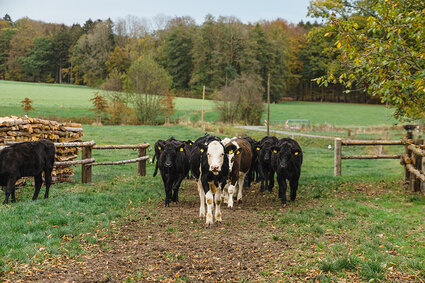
[0,116,84,183]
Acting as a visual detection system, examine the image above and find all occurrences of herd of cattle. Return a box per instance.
[153,134,303,225]
[0,134,303,226]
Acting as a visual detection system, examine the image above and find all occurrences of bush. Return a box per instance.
[215,73,264,125]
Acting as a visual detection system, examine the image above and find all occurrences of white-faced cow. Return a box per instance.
[271,138,303,205]
[256,136,279,193]
[190,134,229,225]
[0,140,55,204]
[156,139,190,206]
[222,138,252,208]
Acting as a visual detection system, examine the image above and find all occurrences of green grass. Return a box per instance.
[0,80,398,126]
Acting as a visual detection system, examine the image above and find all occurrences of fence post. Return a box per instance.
[82,146,92,183]
[138,147,146,176]
[413,139,423,192]
[334,138,342,176]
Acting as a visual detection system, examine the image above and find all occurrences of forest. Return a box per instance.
[0,12,372,104]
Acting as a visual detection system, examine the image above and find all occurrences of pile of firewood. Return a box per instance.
[0,116,84,183]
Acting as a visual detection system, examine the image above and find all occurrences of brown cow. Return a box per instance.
[222,138,252,208]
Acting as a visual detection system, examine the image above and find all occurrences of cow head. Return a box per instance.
[225,143,239,173]
[202,140,225,175]
[160,141,185,169]
[271,144,301,169]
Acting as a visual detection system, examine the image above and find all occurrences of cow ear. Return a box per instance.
[225,144,237,154]
[255,146,261,151]
[236,149,241,155]
[294,151,299,156]
[272,147,279,154]
[179,145,184,152]
[199,143,207,153]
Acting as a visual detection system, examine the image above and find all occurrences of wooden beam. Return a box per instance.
[93,143,149,150]
[342,140,403,146]
[91,156,149,166]
[341,154,401,159]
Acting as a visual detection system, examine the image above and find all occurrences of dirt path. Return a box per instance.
[9,181,312,282]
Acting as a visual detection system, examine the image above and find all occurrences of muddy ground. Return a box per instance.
[7,181,324,282]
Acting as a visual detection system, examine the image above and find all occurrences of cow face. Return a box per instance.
[206,141,225,175]
[225,144,239,173]
[272,144,300,169]
[161,142,185,169]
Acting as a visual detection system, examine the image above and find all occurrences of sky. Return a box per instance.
[1,0,315,27]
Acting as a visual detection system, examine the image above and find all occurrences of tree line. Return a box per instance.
[0,12,372,104]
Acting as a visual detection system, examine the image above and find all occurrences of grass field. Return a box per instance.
[0,80,398,126]
[0,80,423,281]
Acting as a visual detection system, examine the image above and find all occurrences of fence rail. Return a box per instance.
[51,141,149,183]
[401,138,425,192]
[334,138,403,176]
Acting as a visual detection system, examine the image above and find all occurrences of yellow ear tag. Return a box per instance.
[180,148,183,152]
[200,148,204,152]
[189,142,193,145]
[236,150,240,155]
[256,147,260,151]
[273,150,277,153]
[294,152,299,155]
[158,146,161,150]
[229,150,234,154]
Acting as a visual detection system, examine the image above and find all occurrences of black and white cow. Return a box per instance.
[256,136,279,193]
[0,140,55,204]
[190,134,229,225]
[222,138,252,208]
[271,138,303,205]
[156,139,190,206]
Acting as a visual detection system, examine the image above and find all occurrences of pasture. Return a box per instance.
[0,80,398,126]
[0,81,424,281]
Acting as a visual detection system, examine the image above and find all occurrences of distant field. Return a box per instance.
[0,80,397,126]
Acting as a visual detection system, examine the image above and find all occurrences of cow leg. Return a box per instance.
[197,179,205,218]
[227,184,236,208]
[237,173,246,203]
[44,169,53,199]
[268,171,274,192]
[289,178,299,201]
[205,190,214,226]
[33,173,43,200]
[4,177,17,205]
[222,182,230,204]
[277,175,288,205]
[172,174,186,203]
[259,167,266,193]
[161,172,172,206]
[214,188,222,222]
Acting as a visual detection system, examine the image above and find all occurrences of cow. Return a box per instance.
[153,138,193,178]
[242,136,258,187]
[190,134,229,225]
[156,139,190,206]
[0,140,56,204]
[271,138,303,205]
[256,136,279,193]
[222,138,252,208]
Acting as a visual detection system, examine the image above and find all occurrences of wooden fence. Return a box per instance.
[334,138,403,176]
[400,138,425,193]
[54,140,150,183]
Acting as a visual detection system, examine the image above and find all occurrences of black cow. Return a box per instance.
[271,138,303,205]
[190,134,229,225]
[0,140,55,204]
[156,139,190,206]
[242,136,258,187]
[153,138,193,178]
[256,136,279,193]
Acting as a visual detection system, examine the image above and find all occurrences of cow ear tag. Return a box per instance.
[273,150,277,153]
[256,147,260,151]
[294,152,299,155]
[180,147,184,152]
[229,149,234,154]
[158,146,161,150]
[189,142,193,145]
[236,150,241,155]
[200,148,204,152]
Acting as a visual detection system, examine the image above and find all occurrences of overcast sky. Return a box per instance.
[1,0,315,27]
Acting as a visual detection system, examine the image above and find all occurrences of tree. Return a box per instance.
[126,56,172,124]
[19,36,53,81]
[160,89,175,123]
[90,92,108,123]
[52,25,72,83]
[72,21,115,86]
[20,97,35,114]
[315,0,425,119]
[215,73,264,125]
[159,17,195,90]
